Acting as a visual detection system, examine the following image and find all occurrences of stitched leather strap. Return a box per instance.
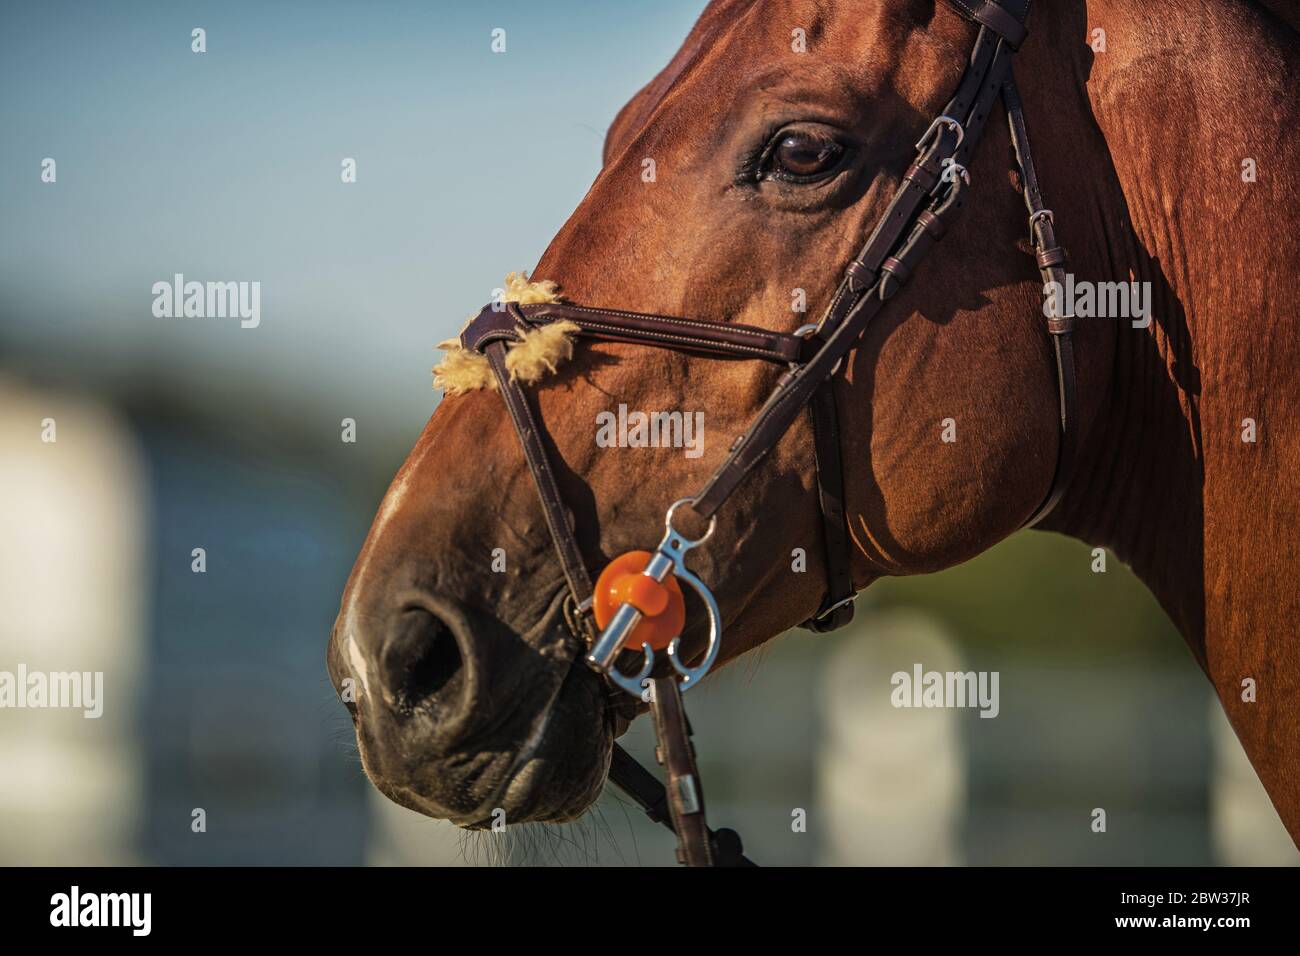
[518,302,811,364]
[607,742,754,866]
[462,301,811,365]
[482,341,596,617]
[815,23,1001,333]
[648,676,714,866]
[948,0,1029,49]
[802,380,856,632]
[1003,72,1078,527]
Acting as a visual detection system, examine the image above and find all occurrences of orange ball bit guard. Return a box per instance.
[593,551,686,651]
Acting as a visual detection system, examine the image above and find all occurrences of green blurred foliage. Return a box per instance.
[870,530,1188,666]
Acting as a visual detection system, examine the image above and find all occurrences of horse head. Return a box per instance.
[324,0,1107,830]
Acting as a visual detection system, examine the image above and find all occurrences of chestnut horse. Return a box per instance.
[328,0,1300,849]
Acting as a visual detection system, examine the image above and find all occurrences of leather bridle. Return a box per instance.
[455,0,1075,866]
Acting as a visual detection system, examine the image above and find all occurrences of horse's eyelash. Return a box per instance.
[740,119,830,181]
[734,128,785,185]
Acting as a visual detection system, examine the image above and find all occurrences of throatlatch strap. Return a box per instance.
[1002,73,1078,528]
[802,380,856,632]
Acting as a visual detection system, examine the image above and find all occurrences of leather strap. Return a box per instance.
[947,0,1029,49]
[463,301,811,365]
[1002,72,1078,527]
[518,302,811,364]
[482,341,596,620]
[815,22,1001,332]
[607,742,754,866]
[802,380,856,632]
[648,677,714,866]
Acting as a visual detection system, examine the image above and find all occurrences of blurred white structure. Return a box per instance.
[0,379,147,864]
[1209,699,1299,865]
[817,610,965,865]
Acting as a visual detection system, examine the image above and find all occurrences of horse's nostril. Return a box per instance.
[382,608,465,716]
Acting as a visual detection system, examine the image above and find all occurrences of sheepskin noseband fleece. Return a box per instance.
[433,272,578,395]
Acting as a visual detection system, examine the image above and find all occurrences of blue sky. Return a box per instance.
[0,1,706,424]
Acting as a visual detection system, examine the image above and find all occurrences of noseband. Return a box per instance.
[457,0,1074,865]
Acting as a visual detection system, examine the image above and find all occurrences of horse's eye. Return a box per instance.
[767,131,845,180]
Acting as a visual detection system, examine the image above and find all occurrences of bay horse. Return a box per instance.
[327,0,1300,851]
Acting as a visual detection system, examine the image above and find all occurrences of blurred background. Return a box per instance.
[1,0,1294,866]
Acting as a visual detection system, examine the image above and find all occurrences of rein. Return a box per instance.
[452,0,1074,866]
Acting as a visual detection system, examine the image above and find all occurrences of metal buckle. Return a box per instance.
[820,592,857,615]
[1028,208,1054,246]
[915,115,965,152]
[793,323,843,376]
[561,591,594,643]
[585,499,722,697]
[801,591,857,633]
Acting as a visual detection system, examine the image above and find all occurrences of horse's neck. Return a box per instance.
[1044,0,1299,661]
[1038,0,1300,840]
[1022,0,1300,840]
